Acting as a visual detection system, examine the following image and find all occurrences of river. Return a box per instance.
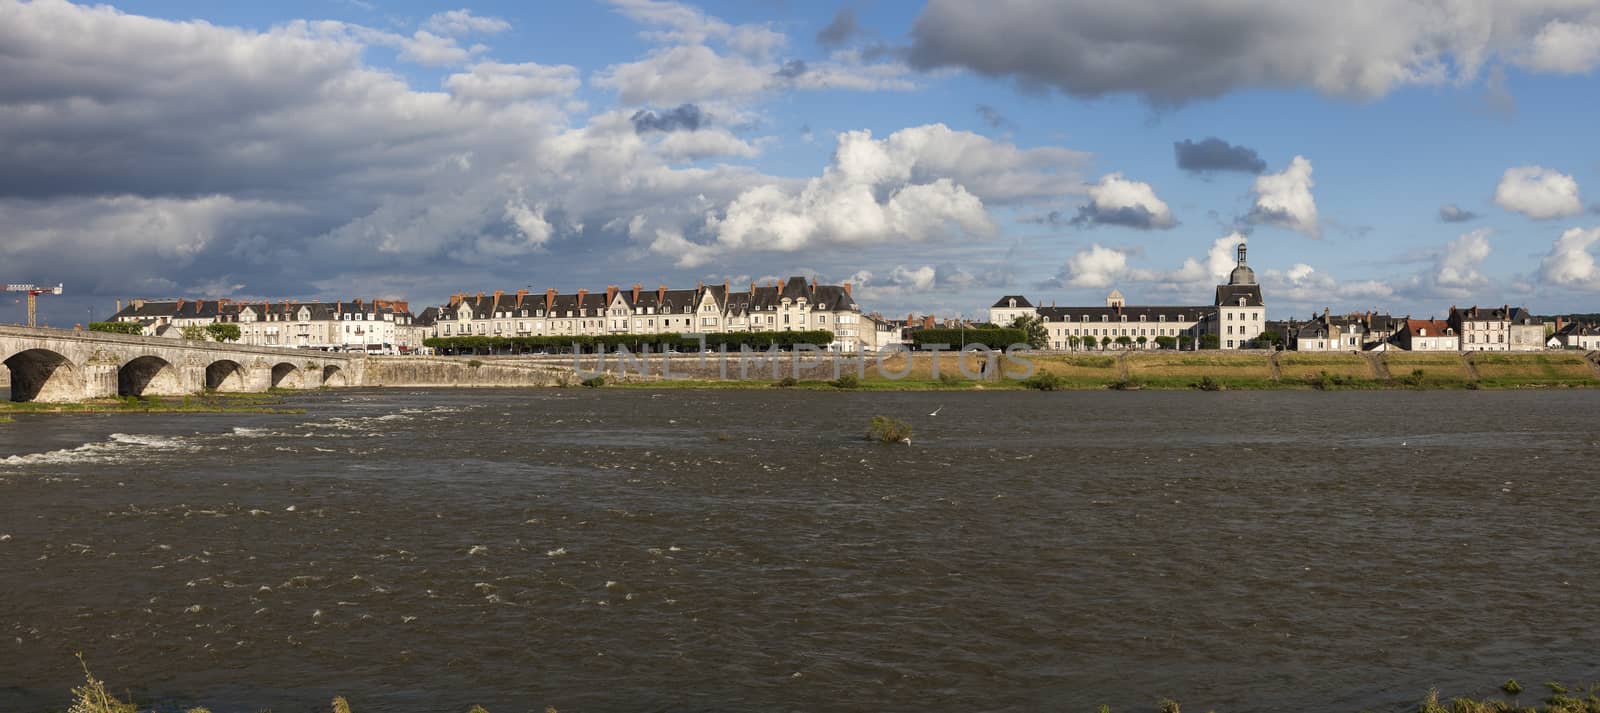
[2,388,1598,712]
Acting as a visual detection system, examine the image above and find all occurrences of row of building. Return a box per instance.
[107,277,899,353]
[989,243,1600,352]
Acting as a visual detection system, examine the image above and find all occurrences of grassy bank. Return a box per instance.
[0,392,304,415]
[604,351,1598,391]
[55,662,1600,713]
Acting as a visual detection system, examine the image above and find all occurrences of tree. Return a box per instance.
[1067,335,1080,351]
[1115,335,1133,350]
[1178,334,1195,350]
[1010,314,1049,349]
[1100,336,1113,349]
[1201,334,1220,349]
[1258,329,1284,349]
[205,323,242,342]
[89,321,144,335]
[179,325,208,340]
[1154,335,1177,350]
[1136,335,1149,350]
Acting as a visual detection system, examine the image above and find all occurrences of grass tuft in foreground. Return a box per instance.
[866,415,913,444]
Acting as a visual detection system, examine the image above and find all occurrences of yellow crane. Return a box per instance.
[4,283,64,328]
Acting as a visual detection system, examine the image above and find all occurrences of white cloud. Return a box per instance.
[1493,165,1583,219]
[1073,173,1176,229]
[1539,226,1600,290]
[445,61,581,101]
[1435,228,1492,291]
[423,9,511,37]
[652,129,760,162]
[1249,156,1319,237]
[503,196,553,247]
[1526,20,1600,73]
[597,44,775,104]
[1262,263,1395,307]
[1063,244,1129,288]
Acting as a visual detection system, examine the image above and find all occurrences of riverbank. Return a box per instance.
[0,391,304,415]
[56,663,1600,713]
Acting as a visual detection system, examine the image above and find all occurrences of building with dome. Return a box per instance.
[988,241,1267,350]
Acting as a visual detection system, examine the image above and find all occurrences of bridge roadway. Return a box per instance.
[0,325,364,402]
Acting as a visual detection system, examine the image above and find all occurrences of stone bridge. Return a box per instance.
[0,325,365,402]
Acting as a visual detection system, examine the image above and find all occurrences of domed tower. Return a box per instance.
[1228,242,1256,286]
[1213,240,1265,349]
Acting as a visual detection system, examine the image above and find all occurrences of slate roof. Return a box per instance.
[1037,305,1208,324]
[991,295,1034,309]
[1215,284,1264,307]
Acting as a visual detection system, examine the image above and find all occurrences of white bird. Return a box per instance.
[929,405,943,416]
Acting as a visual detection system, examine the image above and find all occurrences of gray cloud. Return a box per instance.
[905,0,1600,105]
[976,104,1011,129]
[630,104,708,133]
[816,7,861,48]
[1438,203,1479,222]
[775,59,808,79]
[1071,205,1165,230]
[1174,137,1266,174]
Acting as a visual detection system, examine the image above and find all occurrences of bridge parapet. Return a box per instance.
[0,324,363,402]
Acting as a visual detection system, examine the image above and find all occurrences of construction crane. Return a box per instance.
[4,283,64,328]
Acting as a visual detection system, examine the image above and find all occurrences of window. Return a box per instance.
[1227,339,1235,348]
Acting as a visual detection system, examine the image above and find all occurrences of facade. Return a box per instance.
[110,298,420,352]
[428,277,865,351]
[1448,305,1543,352]
[1290,311,1398,352]
[1395,319,1458,351]
[1552,320,1600,350]
[987,242,1264,350]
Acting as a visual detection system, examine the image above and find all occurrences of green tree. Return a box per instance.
[1154,335,1177,350]
[1136,335,1148,350]
[1115,335,1133,349]
[205,323,242,342]
[89,321,144,335]
[1178,334,1194,350]
[1009,314,1049,349]
[1100,336,1112,349]
[179,325,208,340]
[1066,335,1080,351]
[1257,329,1284,349]
[1200,334,1220,349]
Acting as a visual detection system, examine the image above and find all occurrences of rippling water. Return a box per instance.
[2,389,1598,713]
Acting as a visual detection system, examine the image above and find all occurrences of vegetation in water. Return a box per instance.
[830,373,860,389]
[580,375,606,388]
[1193,376,1222,391]
[1020,371,1065,391]
[866,415,912,444]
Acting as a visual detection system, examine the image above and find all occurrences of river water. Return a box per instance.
[2,389,1597,713]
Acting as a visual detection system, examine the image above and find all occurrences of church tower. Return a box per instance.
[1213,240,1266,349]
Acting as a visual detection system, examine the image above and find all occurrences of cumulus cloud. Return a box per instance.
[597,0,912,104]
[1248,156,1319,237]
[1174,137,1267,174]
[1539,226,1600,290]
[905,0,1600,104]
[1061,244,1130,288]
[1493,165,1583,219]
[1438,203,1479,222]
[1435,228,1493,292]
[444,61,581,101]
[422,9,511,37]
[1263,263,1395,307]
[1071,173,1176,230]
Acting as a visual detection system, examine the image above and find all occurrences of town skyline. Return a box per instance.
[5,0,1600,326]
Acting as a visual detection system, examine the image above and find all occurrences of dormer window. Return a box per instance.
[1238,297,1247,307]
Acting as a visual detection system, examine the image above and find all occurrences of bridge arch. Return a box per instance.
[205,359,248,392]
[322,364,347,387]
[119,356,183,397]
[4,348,82,402]
[270,362,301,389]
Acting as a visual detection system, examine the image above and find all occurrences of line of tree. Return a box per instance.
[88,321,144,335]
[909,327,1029,350]
[423,330,836,355]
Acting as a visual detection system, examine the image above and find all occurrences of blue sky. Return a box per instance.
[4,0,1600,326]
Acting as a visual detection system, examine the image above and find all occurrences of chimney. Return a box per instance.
[657,284,667,305]
[843,282,852,297]
[722,280,729,296]
[749,281,756,296]
[697,280,704,291]
[577,288,588,306]
[632,283,641,303]
[516,289,528,308]
[606,285,619,304]
[116,299,123,312]
[811,277,818,292]
[545,288,557,312]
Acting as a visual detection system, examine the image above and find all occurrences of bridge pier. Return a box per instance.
[83,363,120,400]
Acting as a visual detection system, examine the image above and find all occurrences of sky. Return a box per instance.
[4,0,1600,326]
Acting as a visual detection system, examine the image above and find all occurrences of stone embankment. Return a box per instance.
[360,357,584,388]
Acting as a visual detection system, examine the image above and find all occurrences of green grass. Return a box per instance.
[0,393,303,415]
[1278,353,1373,381]
[1471,353,1595,387]
[866,415,913,444]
